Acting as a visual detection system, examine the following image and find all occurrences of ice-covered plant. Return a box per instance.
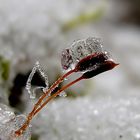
[0,103,31,140]
[14,37,118,137]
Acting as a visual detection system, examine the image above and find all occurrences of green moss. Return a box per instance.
[0,56,10,82]
[62,7,104,32]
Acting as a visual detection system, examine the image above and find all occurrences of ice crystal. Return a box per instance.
[0,104,31,140]
[61,37,104,71]
[59,91,67,97]
[26,61,49,99]
[0,103,15,124]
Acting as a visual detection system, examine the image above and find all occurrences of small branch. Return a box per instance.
[33,76,83,116]
[15,69,75,136]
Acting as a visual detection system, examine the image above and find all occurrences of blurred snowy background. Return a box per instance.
[0,0,140,139]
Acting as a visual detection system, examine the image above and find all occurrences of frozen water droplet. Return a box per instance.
[104,51,112,60]
[59,92,67,97]
[29,94,36,99]
[64,78,68,81]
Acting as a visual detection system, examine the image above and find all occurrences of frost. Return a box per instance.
[0,115,31,140]
[61,49,73,71]
[26,61,49,99]
[61,37,104,71]
[61,37,117,78]
[71,40,87,61]
[0,103,15,124]
[0,104,31,140]
[85,37,103,54]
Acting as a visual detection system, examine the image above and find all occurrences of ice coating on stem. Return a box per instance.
[0,115,31,140]
[0,103,15,124]
[61,37,104,71]
[26,61,49,99]
[0,104,31,140]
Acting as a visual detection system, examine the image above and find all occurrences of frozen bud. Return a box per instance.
[61,37,119,77]
[61,37,105,71]
[75,52,107,72]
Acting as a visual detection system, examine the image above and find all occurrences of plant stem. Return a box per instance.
[15,69,75,136]
[34,76,83,116]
